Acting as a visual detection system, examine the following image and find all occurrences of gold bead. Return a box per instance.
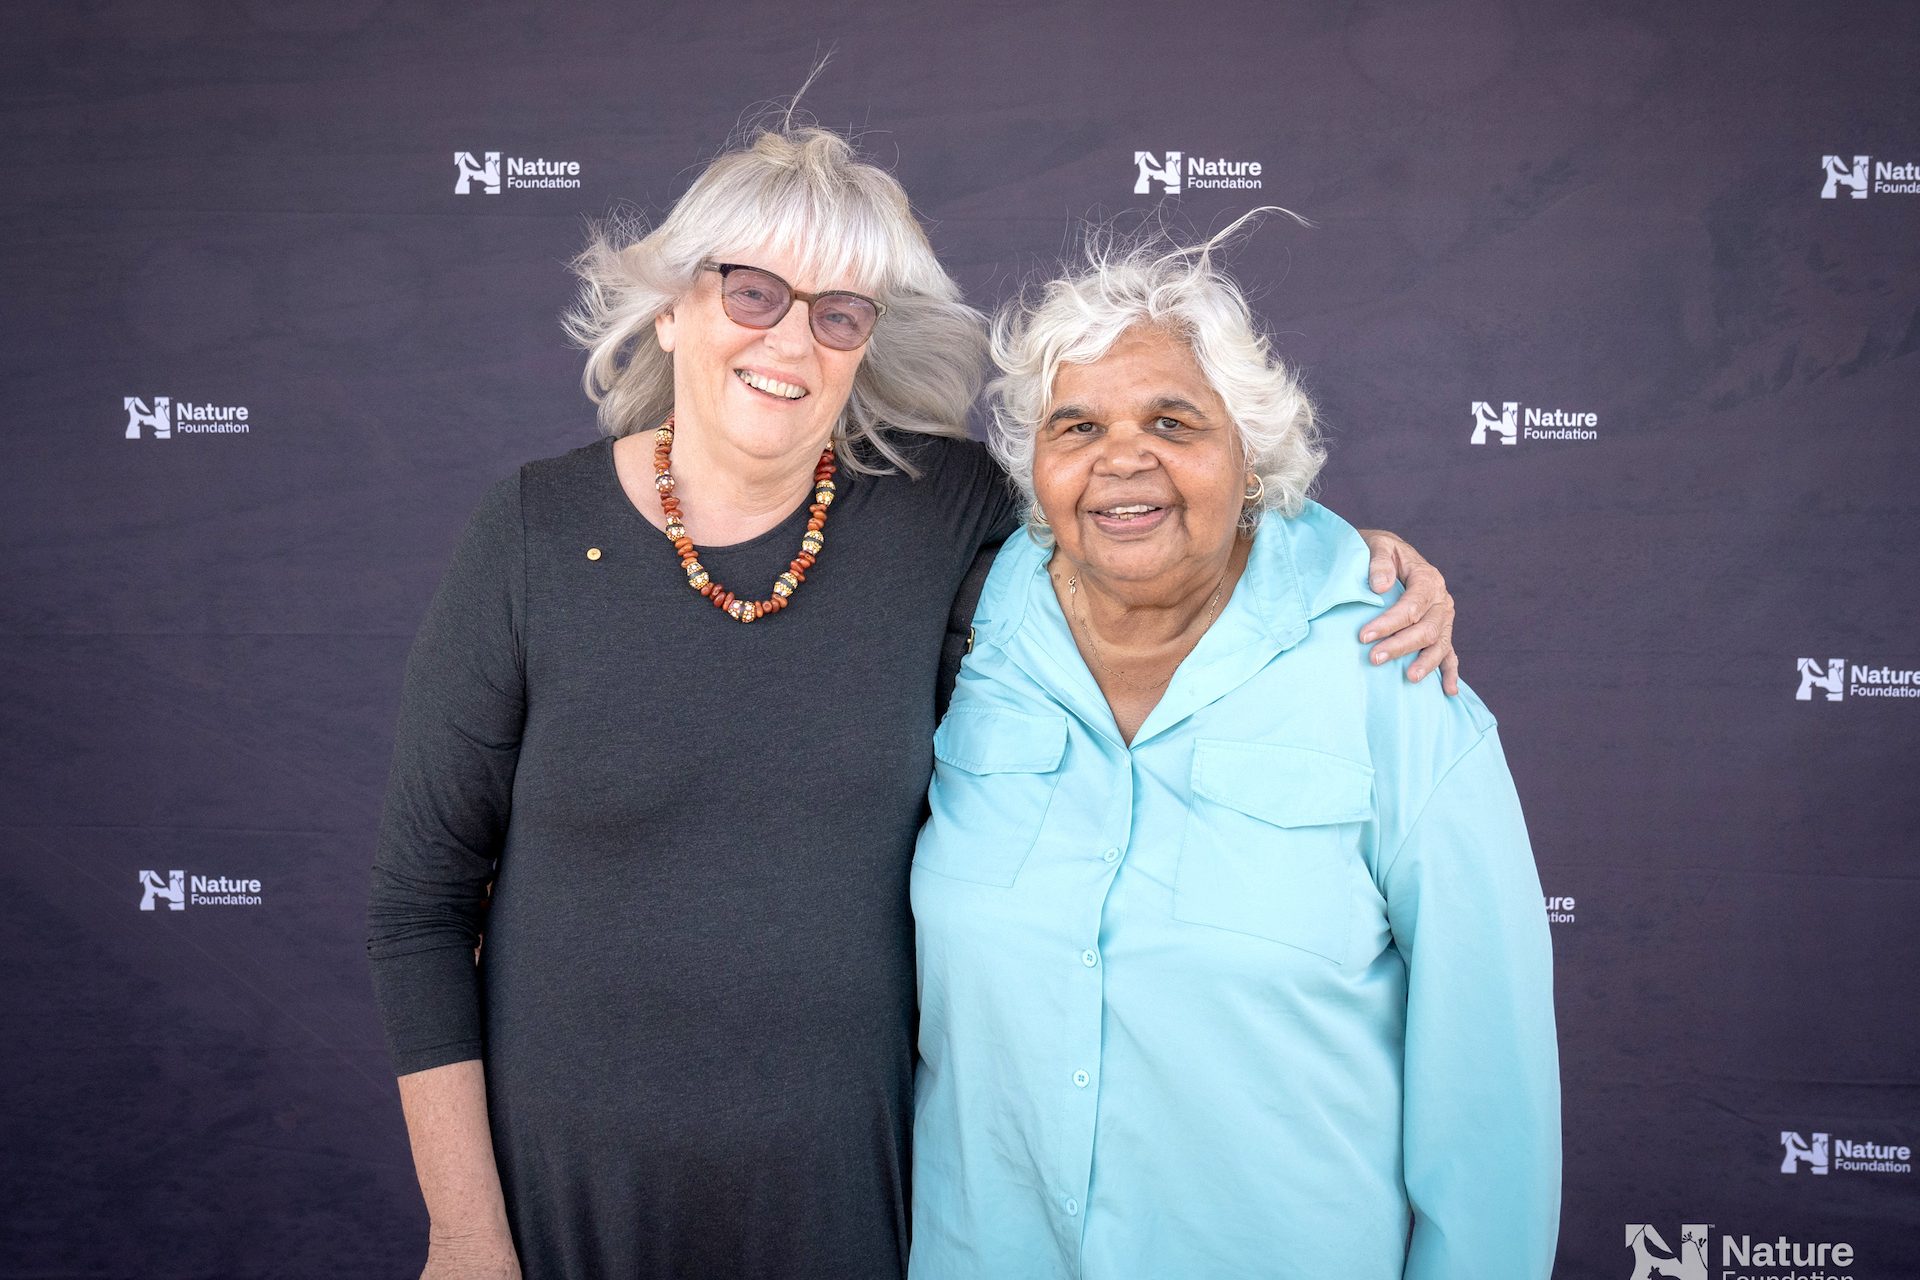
[686,563,709,590]
[665,521,685,541]
[654,426,674,444]
[773,572,798,598]
[801,531,824,554]
[814,483,836,506]
[654,473,674,491]
[586,547,601,561]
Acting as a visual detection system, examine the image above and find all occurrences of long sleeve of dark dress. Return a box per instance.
[367,473,525,1074]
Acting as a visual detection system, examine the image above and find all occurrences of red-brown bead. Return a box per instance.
[650,414,834,625]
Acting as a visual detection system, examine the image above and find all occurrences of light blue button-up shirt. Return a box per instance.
[909,505,1560,1280]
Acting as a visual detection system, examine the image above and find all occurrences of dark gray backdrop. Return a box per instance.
[3,1,1916,1276]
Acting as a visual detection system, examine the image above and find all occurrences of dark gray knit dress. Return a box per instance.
[367,434,1016,1279]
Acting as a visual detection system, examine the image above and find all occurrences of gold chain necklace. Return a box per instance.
[1065,565,1229,692]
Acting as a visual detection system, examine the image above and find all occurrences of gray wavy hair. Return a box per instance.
[987,213,1325,532]
[562,121,985,476]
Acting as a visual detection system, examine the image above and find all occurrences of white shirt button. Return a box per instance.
[1064,1197,1080,1216]
[1080,948,1099,968]
[1072,1069,1090,1088]
[1102,847,1120,863]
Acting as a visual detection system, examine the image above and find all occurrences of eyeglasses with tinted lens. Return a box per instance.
[703,262,885,351]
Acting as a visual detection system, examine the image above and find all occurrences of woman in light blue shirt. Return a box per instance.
[909,225,1561,1280]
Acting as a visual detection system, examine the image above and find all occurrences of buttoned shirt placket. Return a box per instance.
[991,556,1310,1276]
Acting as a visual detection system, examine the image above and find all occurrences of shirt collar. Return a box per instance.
[973,504,1386,749]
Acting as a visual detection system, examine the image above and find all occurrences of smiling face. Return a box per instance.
[1033,324,1248,596]
[654,244,869,467]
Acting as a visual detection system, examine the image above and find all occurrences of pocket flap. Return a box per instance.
[1190,740,1373,828]
[935,706,1068,775]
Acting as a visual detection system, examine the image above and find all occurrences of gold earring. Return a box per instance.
[1243,472,1265,504]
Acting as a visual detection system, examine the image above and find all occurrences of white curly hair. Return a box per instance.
[987,211,1325,532]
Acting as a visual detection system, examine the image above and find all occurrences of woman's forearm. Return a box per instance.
[397,1059,514,1246]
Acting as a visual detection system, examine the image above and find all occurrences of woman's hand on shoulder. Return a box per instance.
[1354,528,1460,696]
[421,1229,521,1280]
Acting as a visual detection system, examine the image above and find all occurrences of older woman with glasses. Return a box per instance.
[366,124,1464,1280]
[908,228,1560,1279]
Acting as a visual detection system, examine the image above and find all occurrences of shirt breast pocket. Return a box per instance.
[916,705,1068,887]
[1173,740,1374,965]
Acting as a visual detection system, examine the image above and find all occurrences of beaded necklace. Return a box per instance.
[651,415,836,624]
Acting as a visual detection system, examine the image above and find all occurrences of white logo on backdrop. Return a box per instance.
[1624,1224,1708,1280]
[1471,401,1517,445]
[1134,150,1182,194]
[138,870,185,911]
[1779,1131,1829,1174]
[1794,658,1845,701]
[121,395,251,439]
[136,871,265,908]
[455,150,501,194]
[123,396,171,440]
[1821,155,1869,199]
[1544,894,1576,925]
[1468,400,1598,445]
[1626,1221,1869,1274]
[1780,1129,1911,1175]
[454,149,581,193]
[1793,657,1920,701]
[1819,153,1920,198]
[1130,149,1261,194]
